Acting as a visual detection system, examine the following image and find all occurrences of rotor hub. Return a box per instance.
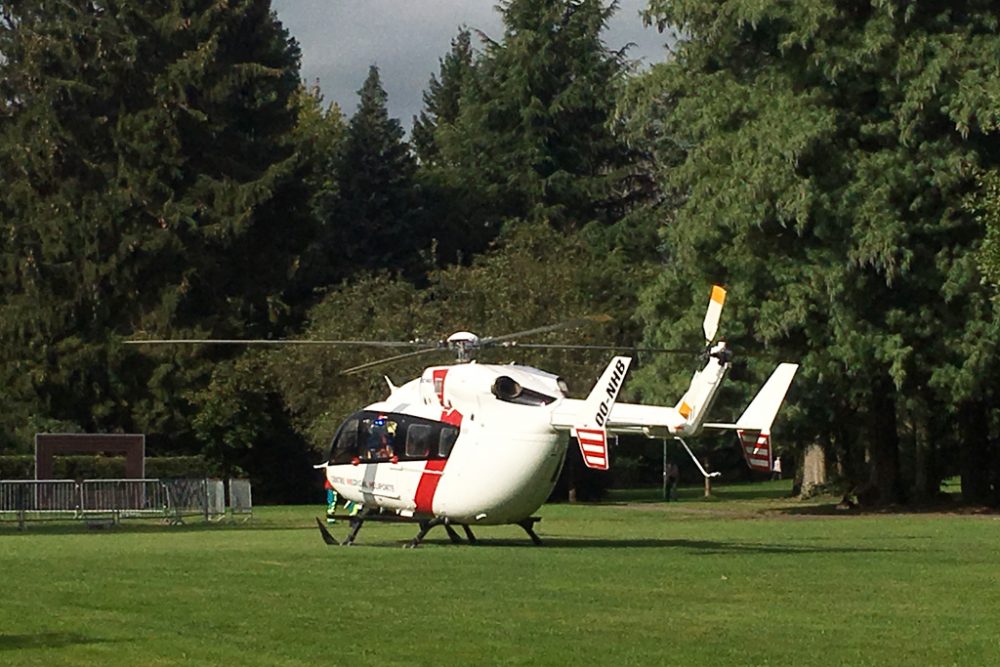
[446,331,481,362]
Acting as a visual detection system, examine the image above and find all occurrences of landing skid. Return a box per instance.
[315,514,542,547]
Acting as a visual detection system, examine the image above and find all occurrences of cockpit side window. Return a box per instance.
[405,424,434,458]
[328,411,459,464]
[439,427,459,458]
[328,418,359,464]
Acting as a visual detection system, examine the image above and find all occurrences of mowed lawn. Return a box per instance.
[2,482,998,666]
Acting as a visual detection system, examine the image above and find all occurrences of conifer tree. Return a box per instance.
[0,1,310,455]
[440,0,631,231]
[412,28,475,166]
[333,65,424,278]
[629,0,1000,505]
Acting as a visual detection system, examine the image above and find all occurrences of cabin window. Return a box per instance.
[328,418,359,464]
[361,416,398,461]
[328,411,459,464]
[405,424,434,458]
[439,427,459,458]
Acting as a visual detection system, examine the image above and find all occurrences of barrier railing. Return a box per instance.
[82,479,169,519]
[0,480,81,527]
[229,479,253,521]
[0,478,246,528]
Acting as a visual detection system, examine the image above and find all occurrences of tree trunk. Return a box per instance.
[911,409,936,502]
[864,378,902,506]
[959,401,992,505]
[799,442,828,498]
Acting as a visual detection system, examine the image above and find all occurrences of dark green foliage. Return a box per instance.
[0,454,215,480]
[0,456,34,480]
[330,65,425,279]
[412,28,475,167]
[631,0,1000,505]
[411,28,492,265]
[191,350,316,502]
[438,0,632,232]
[0,1,310,460]
[970,170,1000,290]
[291,85,349,292]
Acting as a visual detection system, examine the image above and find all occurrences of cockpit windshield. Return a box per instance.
[327,411,459,465]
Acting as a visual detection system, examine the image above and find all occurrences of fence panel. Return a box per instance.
[81,479,169,519]
[161,479,225,522]
[0,480,80,523]
[2,478,239,526]
[229,479,253,520]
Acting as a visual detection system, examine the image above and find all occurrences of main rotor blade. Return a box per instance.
[500,343,698,354]
[481,315,611,346]
[341,347,444,375]
[125,339,429,348]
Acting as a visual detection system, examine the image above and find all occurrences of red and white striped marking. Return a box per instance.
[574,428,610,471]
[738,429,772,473]
[414,458,447,514]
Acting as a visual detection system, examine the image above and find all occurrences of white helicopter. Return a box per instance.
[130,285,797,547]
[305,285,797,547]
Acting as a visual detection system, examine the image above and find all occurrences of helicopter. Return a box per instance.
[129,285,797,547]
[311,285,795,547]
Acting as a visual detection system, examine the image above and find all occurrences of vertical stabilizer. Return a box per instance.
[572,356,632,470]
[735,363,799,432]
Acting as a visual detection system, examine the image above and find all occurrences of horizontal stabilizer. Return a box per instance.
[701,363,796,473]
[736,363,798,432]
[736,429,772,473]
[574,427,610,471]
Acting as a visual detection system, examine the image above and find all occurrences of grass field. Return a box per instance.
[2,481,998,666]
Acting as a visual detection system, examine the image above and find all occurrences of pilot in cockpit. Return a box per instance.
[367,416,396,459]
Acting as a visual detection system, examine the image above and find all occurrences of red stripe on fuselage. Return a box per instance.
[414,458,447,514]
[440,408,463,427]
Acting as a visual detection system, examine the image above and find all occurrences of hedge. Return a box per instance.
[0,455,218,480]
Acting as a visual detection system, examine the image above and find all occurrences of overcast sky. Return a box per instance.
[270,0,670,126]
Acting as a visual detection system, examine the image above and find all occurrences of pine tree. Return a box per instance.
[412,28,475,166]
[333,65,424,278]
[439,0,631,231]
[0,1,311,456]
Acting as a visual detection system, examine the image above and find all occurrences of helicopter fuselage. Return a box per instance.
[324,362,572,525]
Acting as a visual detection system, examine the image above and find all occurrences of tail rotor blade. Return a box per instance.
[703,285,727,344]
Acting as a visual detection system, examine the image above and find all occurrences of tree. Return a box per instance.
[629,0,1000,505]
[439,0,632,232]
[412,28,476,166]
[0,1,311,457]
[971,170,1000,291]
[332,65,425,279]
[289,84,349,294]
[411,27,493,266]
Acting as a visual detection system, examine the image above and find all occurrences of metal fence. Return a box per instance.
[0,478,249,528]
[229,478,253,520]
[0,480,81,523]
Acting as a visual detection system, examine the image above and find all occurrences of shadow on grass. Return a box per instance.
[777,500,998,517]
[0,632,112,651]
[0,520,317,537]
[605,482,796,504]
[383,536,893,554]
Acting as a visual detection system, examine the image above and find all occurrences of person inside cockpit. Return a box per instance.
[366,416,396,460]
